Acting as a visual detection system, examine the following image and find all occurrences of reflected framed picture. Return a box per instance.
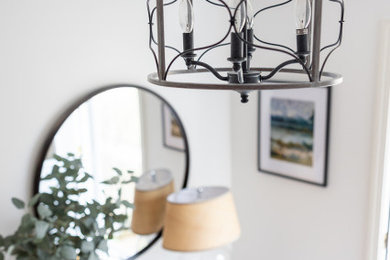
[258,88,331,187]
[162,104,185,152]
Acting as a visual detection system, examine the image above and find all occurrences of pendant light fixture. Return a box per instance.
[147,0,345,103]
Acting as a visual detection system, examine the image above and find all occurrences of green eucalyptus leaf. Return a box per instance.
[104,216,114,230]
[11,198,25,209]
[81,241,94,253]
[112,167,122,176]
[46,216,57,223]
[41,165,61,181]
[37,248,53,259]
[127,170,134,174]
[113,214,127,223]
[18,213,36,233]
[79,188,88,193]
[87,252,99,260]
[97,240,108,253]
[37,204,52,219]
[101,176,120,185]
[66,188,87,195]
[80,217,95,236]
[98,228,106,236]
[0,154,132,259]
[28,193,41,207]
[66,188,88,195]
[78,173,93,183]
[83,217,94,229]
[53,154,64,162]
[72,159,82,170]
[121,201,134,209]
[122,176,139,184]
[3,236,13,249]
[35,221,49,239]
[12,244,30,257]
[67,153,75,157]
[59,246,77,260]
[57,177,66,188]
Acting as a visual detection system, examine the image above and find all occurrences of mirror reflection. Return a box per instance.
[37,87,188,259]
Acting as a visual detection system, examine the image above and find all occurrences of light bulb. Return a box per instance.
[246,0,254,29]
[179,0,194,33]
[230,0,247,33]
[295,0,311,30]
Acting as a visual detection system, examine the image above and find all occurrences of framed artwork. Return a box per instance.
[162,103,185,152]
[258,88,331,186]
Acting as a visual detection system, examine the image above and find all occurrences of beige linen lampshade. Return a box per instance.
[131,169,174,235]
[163,186,240,252]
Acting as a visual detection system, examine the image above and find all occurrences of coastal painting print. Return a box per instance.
[258,88,330,187]
[270,98,314,166]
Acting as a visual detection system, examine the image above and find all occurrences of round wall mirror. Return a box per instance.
[33,85,190,259]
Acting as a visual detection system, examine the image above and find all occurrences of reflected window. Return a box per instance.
[40,88,146,258]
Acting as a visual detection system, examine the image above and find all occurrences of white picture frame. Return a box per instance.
[258,88,331,186]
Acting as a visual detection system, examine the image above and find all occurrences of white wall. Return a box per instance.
[140,91,186,191]
[0,0,231,251]
[1,0,389,260]
[231,1,390,260]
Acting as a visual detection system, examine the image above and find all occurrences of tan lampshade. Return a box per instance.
[162,186,241,252]
[131,169,174,235]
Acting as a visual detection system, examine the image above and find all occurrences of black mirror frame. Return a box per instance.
[32,84,190,260]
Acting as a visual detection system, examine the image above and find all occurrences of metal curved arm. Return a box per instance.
[231,1,313,82]
[197,43,230,62]
[190,60,229,81]
[261,60,298,81]
[320,0,345,78]
[253,0,295,54]
[149,1,181,54]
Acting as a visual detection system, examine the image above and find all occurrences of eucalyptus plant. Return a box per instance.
[0,153,138,260]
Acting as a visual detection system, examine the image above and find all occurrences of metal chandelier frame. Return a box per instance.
[146,0,345,102]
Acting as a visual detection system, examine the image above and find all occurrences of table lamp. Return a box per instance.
[131,169,174,235]
[162,186,240,252]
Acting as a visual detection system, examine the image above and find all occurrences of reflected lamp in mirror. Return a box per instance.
[131,169,174,235]
[163,186,240,252]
